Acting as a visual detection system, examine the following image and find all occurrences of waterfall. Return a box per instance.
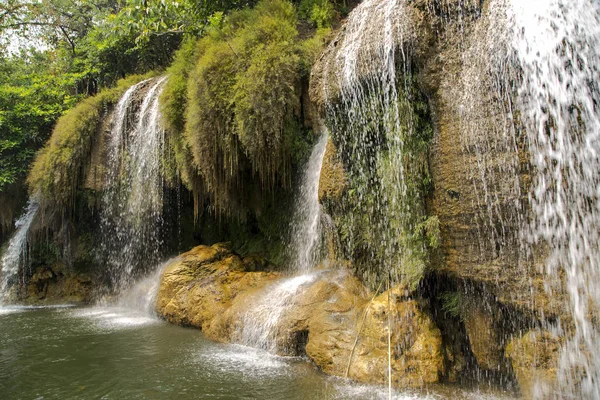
[502,1,600,397]
[0,199,38,302]
[98,76,168,292]
[235,133,328,352]
[288,132,329,273]
[320,0,426,285]
[454,0,600,396]
[239,273,319,353]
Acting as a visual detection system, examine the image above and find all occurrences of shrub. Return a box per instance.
[299,0,335,28]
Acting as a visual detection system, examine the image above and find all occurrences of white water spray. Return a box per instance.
[0,199,39,302]
[289,133,329,273]
[502,1,600,397]
[239,272,318,353]
[99,77,168,292]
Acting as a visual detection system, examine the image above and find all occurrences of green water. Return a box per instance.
[0,306,511,400]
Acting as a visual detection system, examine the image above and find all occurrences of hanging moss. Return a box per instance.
[160,0,329,219]
[27,73,157,210]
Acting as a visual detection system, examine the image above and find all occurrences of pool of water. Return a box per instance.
[0,305,514,399]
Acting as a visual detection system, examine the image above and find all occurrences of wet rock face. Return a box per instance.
[24,264,92,304]
[505,330,561,399]
[317,138,346,206]
[156,244,445,389]
[311,0,573,381]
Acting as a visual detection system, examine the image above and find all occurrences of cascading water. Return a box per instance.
[98,77,168,293]
[239,273,319,353]
[454,0,600,396]
[288,132,329,273]
[236,132,329,352]
[0,199,38,302]
[501,1,600,397]
[320,0,428,286]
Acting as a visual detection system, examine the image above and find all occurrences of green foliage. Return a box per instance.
[440,291,463,318]
[160,0,326,218]
[298,27,331,75]
[298,0,335,28]
[0,53,82,192]
[27,73,155,207]
[415,216,441,249]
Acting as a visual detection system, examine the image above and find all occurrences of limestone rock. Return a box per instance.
[156,254,445,389]
[26,264,92,304]
[318,139,347,205]
[505,330,561,399]
[155,243,280,330]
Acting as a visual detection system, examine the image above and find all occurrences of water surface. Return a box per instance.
[0,306,512,400]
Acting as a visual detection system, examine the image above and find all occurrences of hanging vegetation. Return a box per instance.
[161,0,330,218]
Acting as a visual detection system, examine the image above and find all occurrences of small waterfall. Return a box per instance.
[320,0,426,286]
[236,133,328,352]
[239,273,318,353]
[502,0,600,397]
[288,132,329,273]
[98,77,168,292]
[0,199,39,302]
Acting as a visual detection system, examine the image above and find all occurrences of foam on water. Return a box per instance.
[70,307,158,330]
[194,344,290,375]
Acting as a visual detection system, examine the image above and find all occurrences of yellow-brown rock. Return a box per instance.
[25,264,92,304]
[505,330,561,399]
[155,243,280,330]
[318,139,347,205]
[156,253,445,389]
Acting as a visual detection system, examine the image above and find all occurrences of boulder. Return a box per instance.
[155,244,280,330]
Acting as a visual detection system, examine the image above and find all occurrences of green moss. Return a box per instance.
[160,0,328,219]
[27,72,156,209]
[160,38,199,190]
[326,75,435,289]
[415,216,441,250]
[439,291,463,318]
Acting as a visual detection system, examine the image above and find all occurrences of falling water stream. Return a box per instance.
[0,199,39,303]
[289,132,329,273]
[452,0,600,397]
[503,1,600,396]
[238,132,329,352]
[320,0,427,286]
[99,77,168,293]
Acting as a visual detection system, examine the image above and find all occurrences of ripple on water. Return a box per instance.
[0,304,75,316]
